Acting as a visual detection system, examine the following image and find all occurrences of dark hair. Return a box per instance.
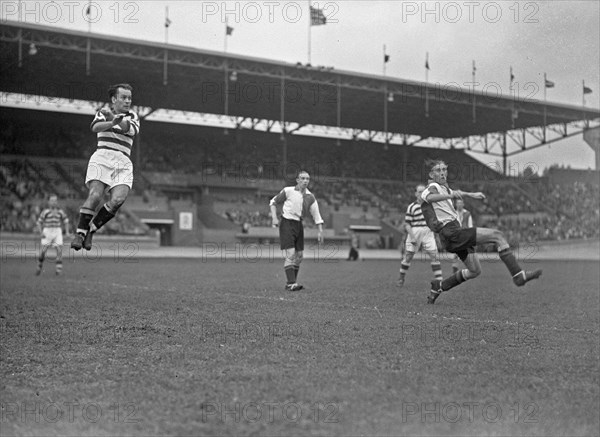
[108,83,133,100]
[424,158,446,174]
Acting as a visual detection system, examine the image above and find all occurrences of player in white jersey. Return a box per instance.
[452,198,473,273]
[270,171,324,291]
[397,184,442,287]
[36,195,69,275]
[71,83,140,251]
[420,159,542,304]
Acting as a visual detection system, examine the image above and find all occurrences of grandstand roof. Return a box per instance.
[2,21,599,141]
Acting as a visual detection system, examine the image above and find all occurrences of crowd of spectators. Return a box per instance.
[1,159,148,235]
[2,114,598,243]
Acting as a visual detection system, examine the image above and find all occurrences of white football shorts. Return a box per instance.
[405,226,438,253]
[85,148,133,189]
[41,227,63,247]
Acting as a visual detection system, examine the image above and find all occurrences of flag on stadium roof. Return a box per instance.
[226,25,234,36]
[545,78,555,88]
[583,85,593,94]
[384,53,390,63]
[310,7,327,25]
[425,53,430,70]
[165,18,172,28]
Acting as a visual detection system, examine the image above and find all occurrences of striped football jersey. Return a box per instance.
[37,208,68,229]
[405,201,427,228]
[91,109,140,156]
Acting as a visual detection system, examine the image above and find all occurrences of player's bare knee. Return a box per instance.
[110,194,127,210]
[296,252,304,264]
[467,265,481,278]
[87,188,103,205]
[493,229,508,246]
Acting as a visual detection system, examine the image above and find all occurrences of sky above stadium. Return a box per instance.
[4,0,600,171]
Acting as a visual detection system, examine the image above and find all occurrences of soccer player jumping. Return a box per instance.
[420,159,542,304]
[71,83,139,251]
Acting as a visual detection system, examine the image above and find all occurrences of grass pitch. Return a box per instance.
[1,256,599,436]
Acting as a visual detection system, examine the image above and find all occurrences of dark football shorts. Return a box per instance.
[439,220,477,261]
[279,217,304,251]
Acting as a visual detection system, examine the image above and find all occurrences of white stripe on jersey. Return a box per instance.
[91,110,140,156]
[405,202,427,227]
[421,182,459,225]
[38,208,67,228]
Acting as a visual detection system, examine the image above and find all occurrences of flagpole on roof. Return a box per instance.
[86,0,91,76]
[163,6,170,85]
[510,66,516,129]
[307,0,312,64]
[543,72,547,142]
[425,52,430,118]
[472,60,476,124]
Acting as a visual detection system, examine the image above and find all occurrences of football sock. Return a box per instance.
[431,261,443,280]
[293,265,300,281]
[499,248,522,276]
[76,208,95,235]
[284,266,295,284]
[441,269,468,291]
[399,261,410,279]
[91,204,116,232]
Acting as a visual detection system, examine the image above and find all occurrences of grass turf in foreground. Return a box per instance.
[1,257,598,436]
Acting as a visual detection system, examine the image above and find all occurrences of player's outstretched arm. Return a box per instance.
[461,191,486,200]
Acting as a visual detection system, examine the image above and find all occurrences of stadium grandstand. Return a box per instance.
[1,21,599,249]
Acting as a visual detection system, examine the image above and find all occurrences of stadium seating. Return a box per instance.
[1,108,597,245]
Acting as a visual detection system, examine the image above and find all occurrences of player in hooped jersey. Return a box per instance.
[36,194,69,275]
[71,83,139,251]
[397,184,443,288]
[420,159,542,304]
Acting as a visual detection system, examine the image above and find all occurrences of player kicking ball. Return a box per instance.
[420,159,542,304]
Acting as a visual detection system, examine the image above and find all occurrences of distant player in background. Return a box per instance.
[36,194,69,276]
[397,184,443,288]
[270,171,324,291]
[347,231,359,261]
[71,83,139,251]
[420,159,542,304]
[452,198,473,273]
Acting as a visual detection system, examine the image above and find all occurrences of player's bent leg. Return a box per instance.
[84,185,130,250]
[476,227,542,286]
[441,252,480,291]
[72,181,105,250]
[90,185,130,232]
[428,252,478,304]
[36,245,48,275]
[55,245,63,275]
[427,250,443,281]
[398,251,414,287]
[452,254,461,273]
[475,227,508,249]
